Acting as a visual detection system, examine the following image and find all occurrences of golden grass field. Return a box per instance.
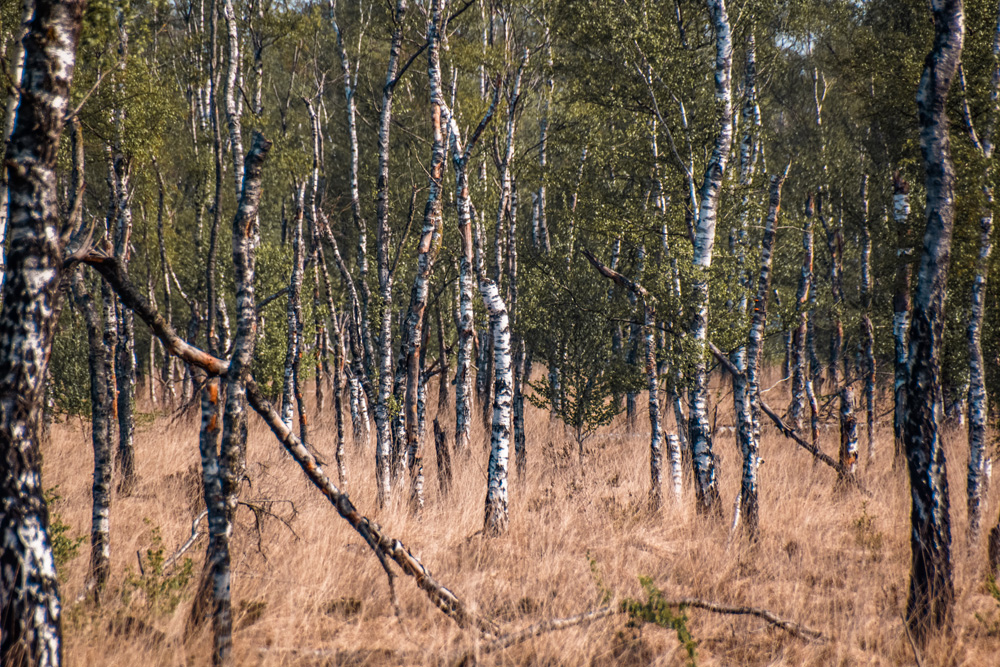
[43,369,1000,665]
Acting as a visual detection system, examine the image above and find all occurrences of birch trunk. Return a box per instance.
[904,0,962,644]
[70,270,113,600]
[451,78,499,456]
[480,280,513,536]
[688,0,733,515]
[372,0,409,505]
[403,3,448,512]
[788,195,814,430]
[859,176,876,462]
[208,132,270,665]
[967,207,992,544]
[0,2,83,659]
[0,0,31,293]
[739,171,786,539]
[281,190,304,430]
[892,172,912,465]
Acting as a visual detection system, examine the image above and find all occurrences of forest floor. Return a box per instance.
[45,369,1000,665]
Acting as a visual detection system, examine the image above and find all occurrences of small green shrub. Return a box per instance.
[621,576,698,666]
[44,487,85,579]
[975,575,1000,636]
[121,519,194,616]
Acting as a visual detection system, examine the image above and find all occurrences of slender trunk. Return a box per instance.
[222,0,243,196]
[402,5,448,512]
[434,418,451,495]
[480,280,513,536]
[281,189,304,429]
[436,305,450,412]
[789,196,814,430]
[688,0,733,516]
[893,172,912,465]
[0,0,31,293]
[904,0,962,644]
[967,205,992,544]
[209,133,270,665]
[372,0,409,505]
[860,176,876,463]
[71,270,113,600]
[739,171,786,539]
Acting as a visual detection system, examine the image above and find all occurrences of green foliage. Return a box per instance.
[621,576,698,666]
[43,488,86,579]
[975,575,1000,636]
[586,552,613,606]
[121,519,194,617]
[49,305,92,417]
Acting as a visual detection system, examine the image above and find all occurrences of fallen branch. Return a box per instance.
[79,251,496,638]
[661,597,825,642]
[706,342,866,492]
[465,593,824,661]
[164,510,209,571]
[477,606,616,655]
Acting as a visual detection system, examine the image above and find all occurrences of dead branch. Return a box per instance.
[463,593,824,662]
[163,510,208,571]
[706,341,867,493]
[78,251,494,636]
[662,597,825,642]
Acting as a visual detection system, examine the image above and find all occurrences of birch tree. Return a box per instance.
[688,0,733,515]
[0,0,85,662]
[903,0,963,644]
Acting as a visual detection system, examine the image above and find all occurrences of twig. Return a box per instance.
[163,510,209,571]
[901,611,925,667]
[662,597,825,641]
[476,606,616,655]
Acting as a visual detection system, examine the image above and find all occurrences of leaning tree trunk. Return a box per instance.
[892,172,913,465]
[904,0,963,646]
[0,0,84,663]
[688,0,733,516]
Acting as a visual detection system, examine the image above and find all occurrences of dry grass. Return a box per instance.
[44,368,1000,665]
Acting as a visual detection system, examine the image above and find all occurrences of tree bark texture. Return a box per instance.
[0,1,84,663]
[905,0,963,644]
[688,0,733,516]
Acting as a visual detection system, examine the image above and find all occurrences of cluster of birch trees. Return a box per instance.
[1,0,999,664]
